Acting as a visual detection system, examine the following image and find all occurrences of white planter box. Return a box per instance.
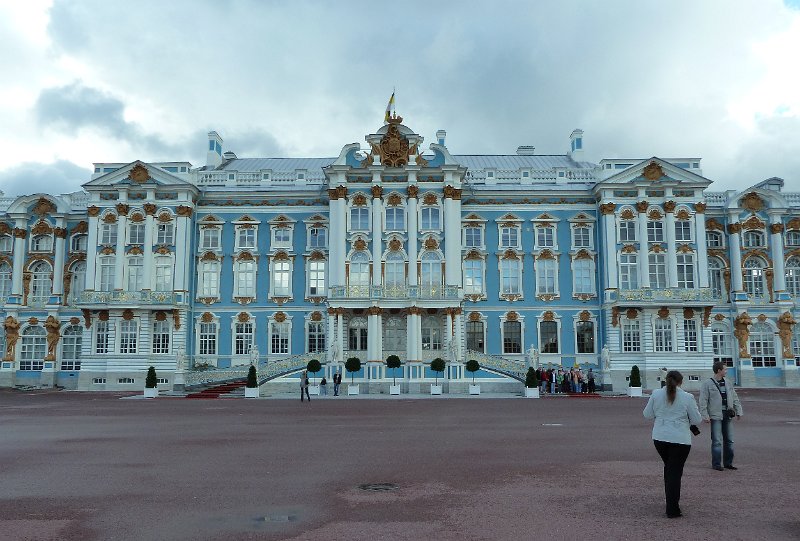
[430,384,443,395]
[469,384,481,395]
[389,385,401,395]
[347,384,360,395]
[244,387,260,398]
[524,387,540,398]
[308,385,320,395]
[143,387,158,399]
[628,386,643,397]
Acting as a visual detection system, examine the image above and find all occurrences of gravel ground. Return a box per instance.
[0,388,798,541]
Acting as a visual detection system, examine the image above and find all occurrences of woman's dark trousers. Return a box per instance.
[653,440,691,516]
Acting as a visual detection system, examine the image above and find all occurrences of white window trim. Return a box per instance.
[499,314,525,355]
[573,315,597,358]
[462,255,487,298]
[231,314,256,361]
[268,314,293,356]
[234,223,259,252]
[465,313,487,354]
[681,317,700,353]
[498,225,522,250]
[384,204,407,232]
[151,318,172,355]
[199,225,223,252]
[233,257,258,300]
[305,315,326,355]
[534,255,560,298]
[197,258,221,300]
[462,223,485,250]
[305,255,327,299]
[652,317,676,353]
[498,254,524,300]
[537,314,562,356]
[195,314,220,363]
[570,255,596,297]
[268,254,294,300]
[419,200,442,233]
[570,224,594,250]
[118,317,139,355]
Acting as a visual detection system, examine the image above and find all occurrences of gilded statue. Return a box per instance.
[44,316,61,361]
[777,312,796,359]
[3,316,20,361]
[733,313,752,358]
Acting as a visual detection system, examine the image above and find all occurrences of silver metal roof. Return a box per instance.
[453,155,596,170]
[220,158,335,173]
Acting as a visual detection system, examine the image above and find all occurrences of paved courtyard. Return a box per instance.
[0,388,798,541]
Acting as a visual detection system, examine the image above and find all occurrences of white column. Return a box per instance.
[375,312,383,363]
[406,309,420,362]
[52,219,67,296]
[372,190,383,286]
[367,312,377,362]
[637,206,650,288]
[337,311,344,360]
[407,190,418,285]
[330,194,346,286]
[444,190,462,287]
[114,213,127,290]
[174,210,191,291]
[11,222,26,296]
[770,214,786,294]
[454,310,463,362]
[729,222,744,293]
[695,206,709,288]
[601,205,618,289]
[665,207,677,288]
[142,212,155,290]
[445,310,454,350]
[85,214,99,290]
[327,309,336,362]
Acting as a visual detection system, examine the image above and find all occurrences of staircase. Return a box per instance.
[186,380,247,399]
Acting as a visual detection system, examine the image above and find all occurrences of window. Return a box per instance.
[309,227,327,248]
[92,378,107,384]
[619,254,639,290]
[118,378,134,384]
[622,319,641,352]
[31,235,53,252]
[619,220,637,242]
[683,319,698,352]
[385,253,405,287]
[503,320,522,354]
[573,259,594,295]
[649,253,667,289]
[128,222,145,244]
[0,262,11,302]
[99,256,115,292]
[272,227,291,247]
[420,252,442,290]
[236,227,256,249]
[535,226,555,248]
[270,321,290,354]
[236,260,256,297]
[383,317,405,351]
[539,320,559,353]
[787,230,800,247]
[572,226,592,249]
[0,235,12,252]
[152,320,170,354]
[786,257,800,297]
[234,321,254,356]
[201,228,221,250]
[749,322,776,367]
[100,223,117,245]
[20,326,46,370]
[349,252,370,287]
[654,318,673,352]
[308,260,325,296]
[30,261,52,304]
[421,206,440,230]
[706,231,723,247]
[500,258,521,295]
[576,321,594,354]
[199,321,217,356]
[465,227,482,248]
[71,234,88,252]
[466,320,484,352]
[271,260,290,296]
[154,257,173,292]
[157,222,174,245]
[0,328,5,360]
[708,258,724,299]
[647,221,664,243]
[350,207,370,231]
[676,254,695,288]
[61,325,83,370]
[95,320,110,354]
[536,258,558,295]
[743,258,766,298]
[421,317,442,350]
[198,261,220,297]
[119,320,138,354]
[126,256,144,291]
[742,230,764,248]
[385,207,405,231]
[463,259,484,295]
[500,227,520,249]
[348,317,368,350]
[711,324,734,367]
[307,321,325,353]
[674,220,692,242]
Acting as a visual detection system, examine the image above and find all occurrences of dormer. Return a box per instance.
[206,131,223,168]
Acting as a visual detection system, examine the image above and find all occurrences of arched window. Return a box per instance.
[31,234,53,252]
[20,326,46,370]
[29,261,52,305]
[711,324,733,367]
[348,317,367,351]
[385,252,406,288]
[749,322,776,367]
[421,316,442,350]
[0,234,12,252]
[706,230,723,248]
[349,251,370,287]
[742,230,765,248]
[743,258,766,298]
[708,258,724,298]
[69,261,86,304]
[0,262,11,302]
[70,234,88,252]
[787,230,800,247]
[61,325,82,370]
[420,252,442,291]
[786,257,800,297]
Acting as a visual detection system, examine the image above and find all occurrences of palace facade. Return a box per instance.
[1,115,798,391]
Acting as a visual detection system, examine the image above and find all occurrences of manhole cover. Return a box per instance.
[359,483,398,492]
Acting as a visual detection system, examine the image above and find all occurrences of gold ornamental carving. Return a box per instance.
[424,237,438,250]
[694,202,707,214]
[599,203,616,215]
[234,296,254,305]
[787,217,800,230]
[573,249,593,260]
[542,311,555,322]
[706,218,724,231]
[677,244,693,253]
[28,317,39,326]
[423,193,438,205]
[310,311,323,322]
[328,185,348,200]
[122,309,135,321]
[465,250,482,261]
[501,249,520,260]
[621,244,637,254]
[703,307,713,327]
[143,203,157,216]
[176,205,193,217]
[31,221,53,235]
[81,309,92,329]
[675,209,691,220]
[102,213,117,225]
[200,251,219,262]
[87,206,101,217]
[648,209,663,220]
[155,311,167,322]
[733,312,752,358]
[663,201,676,213]
[727,222,742,234]
[362,123,413,168]
[407,306,422,316]
[236,251,255,262]
[506,311,519,322]
[770,223,784,234]
[387,193,402,206]
[53,227,67,239]
[13,228,27,239]
[722,270,731,302]
[98,310,109,322]
[636,201,649,213]
[127,246,143,255]
[657,307,670,319]
[740,192,764,212]
[128,164,150,183]
[407,185,419,199]
[642,161,664,181]
[714,313,726,322]
[370,185,383,199]
[649,245,665,253]
[367,306,382,316]
[69,317,80,325]
[352,193,368,206]
[765,269,774,302]
[172,309,181,329]
[611,307,620,327]
[33,197,57,215]
[115,203,129,216]
[201,312,214,323]
[683,308,695,320]
[309,251,326,261]
[273,250,290,261]
[443,185,462,200]
[620,208,635,220]
[0,223,10,235]
[157,212,172,223]
[273,311,286,323]
[626,308,638,320]
[742,215,765,230]
[579,310,591,322]
[469,312,481,322]
[3,316,20,361]
[155,245,170,255]
[353,238,367,251]
[388,238,402,252]
[537,249,556,260]
[99,247,115,255]
[22,272,31,303]
[757,313,768,322]
[777,312,796,358]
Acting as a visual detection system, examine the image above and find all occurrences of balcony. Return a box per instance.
[77,290,182,308]
[329,285,460,301]
[614,287,715,304]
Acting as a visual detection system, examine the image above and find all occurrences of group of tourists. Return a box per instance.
[536,366,597,394]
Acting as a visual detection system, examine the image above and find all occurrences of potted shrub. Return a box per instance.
[524,367,540,398]
[244,364,259,398]
[345,356,361,395]
[144,366,158,398]
[628,365,643,397]
[307,359,321,395]
[386,354,402,395]
[429,357,445,395]
[465,359,481,395]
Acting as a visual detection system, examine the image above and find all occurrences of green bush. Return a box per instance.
[629,365,642,387]
[345,357,361,384]
[430,357,446,385]
[525,367,539,389]
[246,365,258,388]
[145,366,157,389]
[386,355,402,386]
[307,359,322,384]
[465,359,480,385]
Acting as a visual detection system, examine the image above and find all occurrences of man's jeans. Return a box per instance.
[710,418,735,468]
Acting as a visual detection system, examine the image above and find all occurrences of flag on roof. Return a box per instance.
[384,91,395,123]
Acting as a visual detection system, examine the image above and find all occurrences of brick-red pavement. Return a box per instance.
[0,389,798,540]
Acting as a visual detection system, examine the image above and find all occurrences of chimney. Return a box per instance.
[206,131,223,168]
[436,130,446,146]
[516,145,535,155]
[569,129,584,162]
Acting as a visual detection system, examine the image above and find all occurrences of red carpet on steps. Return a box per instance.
[186,380,246,399]
[565,392,602,398]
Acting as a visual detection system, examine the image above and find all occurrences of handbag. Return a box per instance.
[690,424,701,436]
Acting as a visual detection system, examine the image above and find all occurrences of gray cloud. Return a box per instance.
[0,160,91,197]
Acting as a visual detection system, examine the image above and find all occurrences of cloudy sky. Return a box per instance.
[1,0,799,196]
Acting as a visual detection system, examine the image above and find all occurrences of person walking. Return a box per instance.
[333,371,342,396]
[643,370,702,518]
[319,376,328,396]
[300,370,311,402]
[699,362,743,471]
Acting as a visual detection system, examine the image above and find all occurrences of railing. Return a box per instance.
[329,284,460,300]
[77,290,180,305]
[704,192,727,205]
[616,288,715,303]
[185,352,317,388]
[195,171,325,187]
[465,350,527,382]
[465,168,598,184]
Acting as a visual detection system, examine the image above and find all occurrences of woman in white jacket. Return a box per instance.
[643,370,702,518]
